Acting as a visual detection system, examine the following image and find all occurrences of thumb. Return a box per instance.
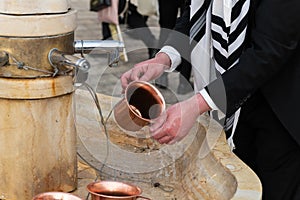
[150,111,167,132]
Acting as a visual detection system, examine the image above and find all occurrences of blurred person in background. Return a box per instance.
[101,0,158,59]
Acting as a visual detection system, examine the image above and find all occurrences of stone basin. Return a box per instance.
[73,89,262,200]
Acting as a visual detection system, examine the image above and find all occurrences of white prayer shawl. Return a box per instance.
[190,0,250,150]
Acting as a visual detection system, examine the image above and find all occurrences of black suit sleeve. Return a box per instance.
[206,0,300,117]
[163,2,192,61]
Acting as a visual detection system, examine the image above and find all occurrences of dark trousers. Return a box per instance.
[232,92,300,200]
[157,0,192,82]
[158,0,184,43]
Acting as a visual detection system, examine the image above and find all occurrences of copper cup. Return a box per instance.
[114,81,165,131]
[86,181,150,200]
[32,192,82,200]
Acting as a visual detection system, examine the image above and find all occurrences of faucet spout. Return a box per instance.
[48,48,90,75]
[73,40,124,67]
[48,48,91,86]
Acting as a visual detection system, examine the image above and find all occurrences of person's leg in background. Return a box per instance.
[126,2,158,59]
[232,92,300,200]
[157,0,180,44]
[176,0,193,94]
[154,0,181,89]
[155,0,193,94]
[102,22,111,39]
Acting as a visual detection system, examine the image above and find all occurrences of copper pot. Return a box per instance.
[86,181,151,200]
[32,192,82,200]
[114,81,165,131]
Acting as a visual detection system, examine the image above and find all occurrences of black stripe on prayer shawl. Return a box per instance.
[213,31,248,69]
[229,15,248,45]
[227,44,245,68]
[211,29,228,50]
[212,0,250,70]
[190,0,211,43]
[211,15,229,35]
[231,0,248,22]
[204,0,250,138]
[192,24,206,43]
[190,0,211,25]
[213,47,229,69]
[190,18,206,44]
[211,15,230,50]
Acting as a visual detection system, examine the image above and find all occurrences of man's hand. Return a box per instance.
[150,93,210,144]
[120,52,171,90]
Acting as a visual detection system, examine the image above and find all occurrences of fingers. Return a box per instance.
[120,70,132,90]
[150,111,167,132]
[150,112,174,144]
[149,104,183,145]
[120,57,168,91]
[157,135,173,144]
[167,138,177,145]
[120,64,150,91]
[130,67,145,81]
[120,68,142,91]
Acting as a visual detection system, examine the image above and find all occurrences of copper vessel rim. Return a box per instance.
[86,180,142,198]
[124,80,166,122]
[32,191,82,199]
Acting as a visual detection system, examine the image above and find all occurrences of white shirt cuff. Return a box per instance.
[199,89,218,110]
[158,46,182,72]
[199,89,225,119]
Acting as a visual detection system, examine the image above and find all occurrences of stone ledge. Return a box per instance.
[72,90,262,199]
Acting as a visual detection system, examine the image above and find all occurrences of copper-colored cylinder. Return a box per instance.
[114,81,165,131]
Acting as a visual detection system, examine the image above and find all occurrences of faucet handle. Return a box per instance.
[73,40,124,67]
[108,48,120,67]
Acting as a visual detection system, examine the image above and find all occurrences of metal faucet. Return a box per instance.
[48,39,124,85]
[48,48,90,76]
[48,48,91,85]
[73,40,124,67]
